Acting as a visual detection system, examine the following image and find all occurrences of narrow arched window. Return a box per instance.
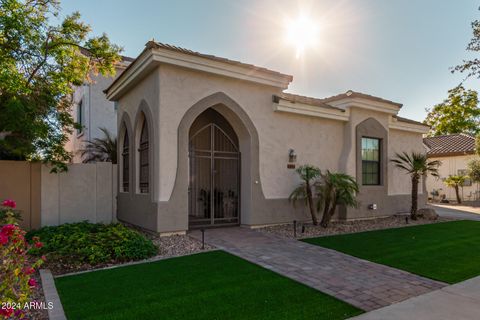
[139,120,149,193]
[122,129,129,192]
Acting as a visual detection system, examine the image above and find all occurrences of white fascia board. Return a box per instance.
[273,99,349,121]
[329,98,401,115]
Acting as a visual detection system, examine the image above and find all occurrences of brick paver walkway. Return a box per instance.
[190,227,446,311]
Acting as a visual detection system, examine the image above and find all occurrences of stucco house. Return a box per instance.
[424,133,478,202]
[65,56,133,162]
[105,41,430,234]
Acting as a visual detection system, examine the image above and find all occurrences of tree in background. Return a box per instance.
[467,159,480,199]
[424,86,479,137]
[80,128,117,164]
[0,0,121,171]
[391,152,441,219]
[444,175,466,204]
[453,9,480,80]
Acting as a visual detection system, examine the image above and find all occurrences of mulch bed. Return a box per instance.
[259,215,454,239]
[41,232,213,276]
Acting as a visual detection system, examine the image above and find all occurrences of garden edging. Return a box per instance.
[39,269,66,320]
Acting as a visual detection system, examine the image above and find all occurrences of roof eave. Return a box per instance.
[106,45,293,100]
[427,150,476,158]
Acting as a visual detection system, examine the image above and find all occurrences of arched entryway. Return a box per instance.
[188,108,240,228]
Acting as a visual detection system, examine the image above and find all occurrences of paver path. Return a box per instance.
[190,227,445,311]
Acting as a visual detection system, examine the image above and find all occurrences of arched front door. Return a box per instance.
[188,109,240,228]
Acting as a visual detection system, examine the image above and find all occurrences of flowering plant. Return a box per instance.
[0,200,21,225]
[0,200,44,319]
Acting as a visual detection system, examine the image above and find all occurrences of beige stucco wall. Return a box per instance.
[115,62,427,232]
[116,69,160,231]
[388,129,426,195]
[426,154,478,201]
[157,64,345,201]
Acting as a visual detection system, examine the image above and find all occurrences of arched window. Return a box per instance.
[138,119,149,193]
[121,129,129,192]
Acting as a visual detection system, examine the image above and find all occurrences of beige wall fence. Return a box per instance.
[0,161,117,230]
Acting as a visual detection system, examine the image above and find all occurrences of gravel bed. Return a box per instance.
[146,233,215,258]
[259,216,454,239]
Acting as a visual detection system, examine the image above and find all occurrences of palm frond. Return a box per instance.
[79,127,117,164]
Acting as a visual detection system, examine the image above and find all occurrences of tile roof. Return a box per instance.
[146,41,293,81]
[273,92,345,111]
[321,90,403,108]
[423,133,476,157]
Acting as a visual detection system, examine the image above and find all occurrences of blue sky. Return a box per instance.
[62,0,479,121]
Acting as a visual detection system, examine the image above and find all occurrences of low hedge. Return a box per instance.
[26,222,157,265]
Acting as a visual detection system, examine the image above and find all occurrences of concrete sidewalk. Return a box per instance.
[429,204,480,221]
[350,276,480,320]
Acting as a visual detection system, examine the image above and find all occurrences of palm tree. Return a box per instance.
[80,128,117,164]
[444,175,466,204]
[289,165,321,225]
[391,152,441,219]
[317,171,359,228]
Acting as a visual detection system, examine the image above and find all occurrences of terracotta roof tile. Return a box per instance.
[423,133,476,157]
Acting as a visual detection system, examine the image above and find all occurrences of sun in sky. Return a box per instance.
[285,13,320,59]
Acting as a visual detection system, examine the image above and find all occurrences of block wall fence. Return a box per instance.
[0,161,117,230]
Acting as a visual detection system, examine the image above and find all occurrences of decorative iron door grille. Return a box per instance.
[189,124,240,228]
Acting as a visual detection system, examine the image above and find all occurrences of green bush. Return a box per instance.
[26,222,157,265]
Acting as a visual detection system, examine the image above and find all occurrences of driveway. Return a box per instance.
[429,203,480,221]
[190,227,444,311]
[350,275,480,320]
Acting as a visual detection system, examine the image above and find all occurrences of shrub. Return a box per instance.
[27,222,157,265]
[0,199,44,319]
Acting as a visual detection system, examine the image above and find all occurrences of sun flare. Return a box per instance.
[285,14,319,59]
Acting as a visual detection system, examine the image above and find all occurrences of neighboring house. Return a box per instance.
[424,133,478,202]
[65,56,133,163]
[105,41,430,235]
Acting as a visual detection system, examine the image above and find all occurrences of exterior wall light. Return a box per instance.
[288,149,297,163]
[287,149,297,169]
[368,203,377,210]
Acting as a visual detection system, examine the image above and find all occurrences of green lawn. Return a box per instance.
[303,220,480,284]
[55,250,362,320]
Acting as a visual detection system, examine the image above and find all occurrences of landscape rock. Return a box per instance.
[416,208,439,220]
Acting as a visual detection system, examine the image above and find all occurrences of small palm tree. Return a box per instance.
[317,171,359,228]
[391,152,441,219]
[80,128,117,164]
[444,175,466,204]
[289,165,321,225]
